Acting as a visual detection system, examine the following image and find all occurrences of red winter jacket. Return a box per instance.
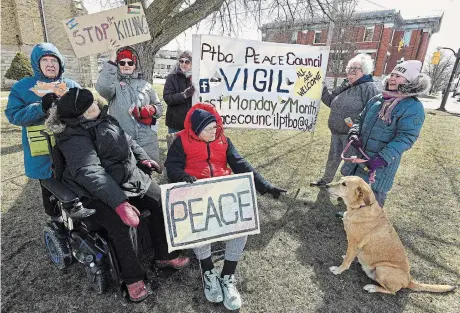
[178,103,231,179]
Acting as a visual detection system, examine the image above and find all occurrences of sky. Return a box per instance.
[82,0,460,56]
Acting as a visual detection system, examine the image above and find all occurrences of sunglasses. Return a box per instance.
[119,60,134,66]
[179,59,191,64]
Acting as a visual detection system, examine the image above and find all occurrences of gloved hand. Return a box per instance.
[266,186,287,199]
[42,92,58,113]
[182,85,195,99]
[181,174,197,183]
[366,155,387,173]
[131,105,156,125]
[138,159,162,174]
[115,201,140,228]
[349,134,363,150]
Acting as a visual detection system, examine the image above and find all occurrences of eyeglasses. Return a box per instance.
[202,125,217,134]
[179,59,191,64]
[119,60,134,66]
[346,66,362,73]
[40,58,59,65]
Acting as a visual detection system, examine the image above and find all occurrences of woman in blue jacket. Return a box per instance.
[4,43,81,219]
[342,60,431,207]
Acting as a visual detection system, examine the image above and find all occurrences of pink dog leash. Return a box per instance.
[341,140,376,184]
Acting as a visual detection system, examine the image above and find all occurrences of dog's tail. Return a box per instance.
[408,279,456,293]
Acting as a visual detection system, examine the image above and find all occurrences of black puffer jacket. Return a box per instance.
[54,107,152,209]
[163,65,192,130]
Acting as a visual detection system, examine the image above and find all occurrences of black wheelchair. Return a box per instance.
[39,131,149,297]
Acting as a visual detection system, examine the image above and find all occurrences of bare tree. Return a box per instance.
[92,0,337,81]
[327,0,359,88]
[424,52,455,94]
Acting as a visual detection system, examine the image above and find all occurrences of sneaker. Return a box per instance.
[220,274,242,311]
[126,280,149,302]
[310,178,327,187]
[69,207,96,220]
[50,215,64,223]
[202,269,223,303]
[155,256,190,270]
[68,202,95,220]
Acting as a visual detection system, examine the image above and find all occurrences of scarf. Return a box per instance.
[379,90,417,124]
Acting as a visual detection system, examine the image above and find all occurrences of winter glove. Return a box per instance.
[41,92,58,113]
[138,159,162,174]
[131,105,157,125]
[182,85,195,99]
[365,155,387,173]
[115,201,140,228]
[181,174,197,183]
[266,186,287,199]
[349,134,363,150]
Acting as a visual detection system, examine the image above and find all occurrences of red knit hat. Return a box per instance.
[117,49,137,63]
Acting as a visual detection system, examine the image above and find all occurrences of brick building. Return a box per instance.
[1,0,98,88]
[261,9,443,80]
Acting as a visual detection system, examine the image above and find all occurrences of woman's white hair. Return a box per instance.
[347,53,374,75]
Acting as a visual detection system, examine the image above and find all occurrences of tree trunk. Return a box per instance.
[127,0,226,82]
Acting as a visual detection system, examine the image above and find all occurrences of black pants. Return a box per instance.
[39,180,59,217]
[86,182,178,284]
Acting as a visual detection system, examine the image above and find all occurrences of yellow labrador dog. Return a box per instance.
[325,176,456,294]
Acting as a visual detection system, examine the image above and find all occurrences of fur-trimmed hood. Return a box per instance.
[45,97,107,134]
[383,73,431,95]
[45,106,66,134]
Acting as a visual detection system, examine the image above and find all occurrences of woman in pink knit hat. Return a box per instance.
[341,60,431,208]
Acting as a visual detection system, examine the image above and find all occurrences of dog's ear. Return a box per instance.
[356,185,372,206]
[362,187,371,206]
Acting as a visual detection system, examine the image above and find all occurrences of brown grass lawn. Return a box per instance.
[1,86,459,313]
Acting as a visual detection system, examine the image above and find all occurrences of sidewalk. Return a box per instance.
[420,93,460,114]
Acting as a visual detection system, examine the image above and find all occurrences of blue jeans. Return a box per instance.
[168,127,180,134]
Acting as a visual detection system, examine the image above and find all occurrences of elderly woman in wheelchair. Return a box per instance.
[43,87,189,302]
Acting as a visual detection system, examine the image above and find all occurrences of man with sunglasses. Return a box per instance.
[96,40,163,163]
[163,50,195,133]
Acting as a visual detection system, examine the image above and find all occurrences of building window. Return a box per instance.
[160,64,165,69]
[338,28,346,41]
[291,32,298,44]
[167,65,171,69]
[363,26,374,42]
[314,31,322,44]
[329,59,344,73]
[403,31,412,47]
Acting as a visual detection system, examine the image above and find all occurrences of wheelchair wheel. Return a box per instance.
[86,267,110,294]
[43,223,72,270]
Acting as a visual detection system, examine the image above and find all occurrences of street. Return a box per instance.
[420,92,460,113]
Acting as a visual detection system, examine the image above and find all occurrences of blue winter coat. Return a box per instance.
[4,43,80,179]
[341,95,425,192]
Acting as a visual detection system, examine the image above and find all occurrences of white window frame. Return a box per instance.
[363,26,374,42]
[403,30,412,47]
[314,31,322,44]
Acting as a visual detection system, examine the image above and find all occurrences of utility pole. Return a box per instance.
[438,47,460,111]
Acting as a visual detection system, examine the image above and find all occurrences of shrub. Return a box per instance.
[5,52,33,81]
